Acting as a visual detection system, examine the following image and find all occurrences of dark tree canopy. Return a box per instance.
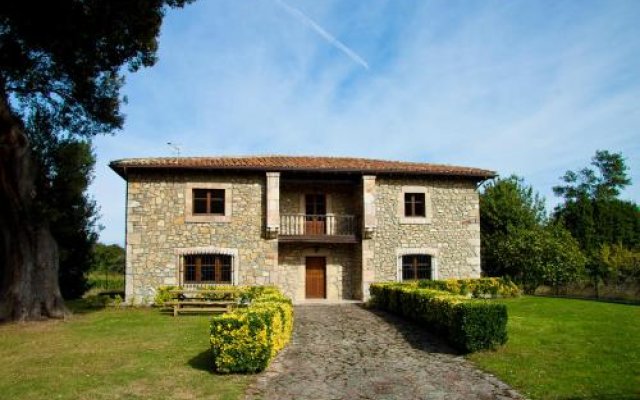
[553,150,638,253]
[553,150,631,202]
[0,0,193,321]
[1,0,192,139]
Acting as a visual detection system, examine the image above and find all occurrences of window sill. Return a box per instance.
[185,214,231,223]
[399,216,431,224]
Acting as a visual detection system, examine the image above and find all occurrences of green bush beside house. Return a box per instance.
[370,279,516,352]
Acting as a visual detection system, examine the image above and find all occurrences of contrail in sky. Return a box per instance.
[274,0,370,70]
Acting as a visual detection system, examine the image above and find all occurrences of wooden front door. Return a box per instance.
[305,257,326,299]
[305,194,326,235]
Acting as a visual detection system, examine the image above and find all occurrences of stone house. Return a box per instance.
[110,156,495,303]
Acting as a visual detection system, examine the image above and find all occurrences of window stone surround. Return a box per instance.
[395,247,439,281]
[174,246,239,286]
[184,182,232,223]
[397,185,432,224]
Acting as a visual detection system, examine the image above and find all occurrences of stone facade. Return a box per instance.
[370,177,481,289]
[277,243,358,301]
[123,170,481,303]
[125,172,278,302]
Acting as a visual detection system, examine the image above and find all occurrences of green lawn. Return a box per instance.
[0,303,249,400]
[468,296,640,400]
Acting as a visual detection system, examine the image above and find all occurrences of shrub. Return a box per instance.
[413,277,520,298]
[154,285,178,306]
[209,286,293,373]
[370,283,508,352]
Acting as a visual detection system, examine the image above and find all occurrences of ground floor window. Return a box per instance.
[184,254,232,283]
[402,254,432,280]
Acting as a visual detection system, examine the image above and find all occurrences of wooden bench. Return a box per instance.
[163,289,239,316]
[166,300,235,316]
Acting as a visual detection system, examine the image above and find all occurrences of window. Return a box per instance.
[193,189,225,215]
[399,186,431,224]
[183,254,232,283]
[402,255,432,280]
[185,183,232,223]
[404,193,426,217]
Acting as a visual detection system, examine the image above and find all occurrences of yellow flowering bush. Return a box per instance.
[209,286,293,373]
[408,277,520,298]
[153,285,178,306]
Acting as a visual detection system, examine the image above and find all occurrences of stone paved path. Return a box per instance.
[245,304,523,400]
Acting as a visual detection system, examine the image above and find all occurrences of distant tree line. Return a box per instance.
[481,150,640,297]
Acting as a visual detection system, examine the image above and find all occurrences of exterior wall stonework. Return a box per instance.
[371,177,481,285]
[124,170,481,303]
[277,243,357,302]
[125,172,277,302]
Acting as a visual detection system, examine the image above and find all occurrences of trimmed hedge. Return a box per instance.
[411,277,520,298]
[370,282,508,352]
[209,286,293,373]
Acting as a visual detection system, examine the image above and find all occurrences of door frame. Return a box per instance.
[305,256,326,299]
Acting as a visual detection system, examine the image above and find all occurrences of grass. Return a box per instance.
[468,296,640,400]
[0,303,250,400]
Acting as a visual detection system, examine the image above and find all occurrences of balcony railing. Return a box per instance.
[279,214,357,239]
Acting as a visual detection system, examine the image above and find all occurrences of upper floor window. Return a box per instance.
[404,193,426,217]
[399,186,431,224]
[184,254,232,283]
[193,189,225,215]
[185,182,232,223]
[402,254,432,280]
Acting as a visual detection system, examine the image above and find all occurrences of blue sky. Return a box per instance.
[93,0,640,245]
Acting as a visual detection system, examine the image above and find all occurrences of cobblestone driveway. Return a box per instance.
[245,304,523,400]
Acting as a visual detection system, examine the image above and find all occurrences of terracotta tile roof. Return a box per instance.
[109,156,495,180]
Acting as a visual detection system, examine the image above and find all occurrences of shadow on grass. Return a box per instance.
[65,299,112,315]
[188,349,214,373]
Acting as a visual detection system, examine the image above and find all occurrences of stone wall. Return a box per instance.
[125,171,277,302]
[277,243,358,302]
[124,170,481,303]
[371,177,481,285]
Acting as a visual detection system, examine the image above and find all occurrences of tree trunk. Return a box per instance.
[0,90,67,321]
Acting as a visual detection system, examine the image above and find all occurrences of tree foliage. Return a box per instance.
[28,114,100,299]
[480,175,546,277]
[494,225,586,294]
[596,244,640,286]
[553,150,639,296]
[553,150,631,202]
[0,0,193,320]
[92,243,125,275]
[1,0,193,139]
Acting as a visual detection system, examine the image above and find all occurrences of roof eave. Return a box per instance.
[109,162,496,181]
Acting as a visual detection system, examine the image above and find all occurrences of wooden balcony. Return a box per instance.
[279,214,358,243]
